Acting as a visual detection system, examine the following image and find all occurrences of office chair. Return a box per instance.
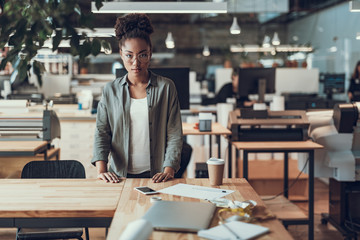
[17,160,89,240]
[175,142,193,178]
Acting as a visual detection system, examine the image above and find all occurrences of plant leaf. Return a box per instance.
[17,60,29,83]
[91,38,101,56]
[32,60,44,87]
[79,40,92,60]
[95,0,103,10]
[0,0,106,87]
[52,30,62,51]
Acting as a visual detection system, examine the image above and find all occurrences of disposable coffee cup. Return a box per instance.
[207,158,225,186]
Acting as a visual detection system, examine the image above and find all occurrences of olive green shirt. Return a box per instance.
[91,71,183,177]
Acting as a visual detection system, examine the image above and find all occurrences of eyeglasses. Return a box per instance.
[121,51,151,64]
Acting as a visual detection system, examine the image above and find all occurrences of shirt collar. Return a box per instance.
[148,70,158,87]
[118,71,158,87]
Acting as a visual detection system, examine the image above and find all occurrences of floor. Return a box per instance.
[0,179,352,240]
[286,179,346,240]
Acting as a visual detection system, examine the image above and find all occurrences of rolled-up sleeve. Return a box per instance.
[91,90,112,165]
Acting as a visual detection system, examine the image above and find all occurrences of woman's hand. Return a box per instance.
[97,172,121,183]
[152,167,175,183]
[95,160,120,183]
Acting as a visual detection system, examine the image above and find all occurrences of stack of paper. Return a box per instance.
[198,221,269,240]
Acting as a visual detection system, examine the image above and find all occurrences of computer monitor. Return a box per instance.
[237,67,276,103]
[321,73,345,99]
[116,67,190,109]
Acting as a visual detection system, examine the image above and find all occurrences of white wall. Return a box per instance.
[287,2,360,97]
[215,68,232,94]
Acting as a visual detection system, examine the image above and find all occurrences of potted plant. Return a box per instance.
[0,0,109,86]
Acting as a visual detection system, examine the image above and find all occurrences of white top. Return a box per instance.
[128,97,151,174]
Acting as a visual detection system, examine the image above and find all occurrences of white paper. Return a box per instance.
[158,183,234,200]
[198,221,269,240]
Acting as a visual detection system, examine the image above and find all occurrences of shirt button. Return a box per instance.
[150,138,152,142]
[149,122,152,125]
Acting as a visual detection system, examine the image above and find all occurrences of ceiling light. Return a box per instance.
[165,32,175,49]
[328,46,337,52]
[356,32,360,40]
[350,1,360,12]
[202,46,210,56]
[272,32,280,46]
[230,17,241,35]
[230,44,312,53]
[276,45,313,52]
[91,2,227,14]
[76,28,115,37]
[262,35,271,48]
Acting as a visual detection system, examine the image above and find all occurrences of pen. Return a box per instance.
[192,187,227,193]
[221,221,241,240]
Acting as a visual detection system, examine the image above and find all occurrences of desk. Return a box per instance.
[0,141,49,160]
[107,178,293,240]
[182,122,231,174]
[0,179,123,228]
[231,140,323,240]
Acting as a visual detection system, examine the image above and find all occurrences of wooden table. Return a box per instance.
[0,141,50,160]
[182,122,231,136]
[231,140,323,240]
[182,122,232,176]
[0,179,124,228]
[107,178,293,240]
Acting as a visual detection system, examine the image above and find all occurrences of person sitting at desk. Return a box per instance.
[216,67,255,107]
[91,13,183,184]
[348,60,360,102]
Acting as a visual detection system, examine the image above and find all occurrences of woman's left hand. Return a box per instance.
[152,167,175,183]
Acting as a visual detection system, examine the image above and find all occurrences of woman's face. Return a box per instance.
[120,38,151,78]
[357,64,360,74]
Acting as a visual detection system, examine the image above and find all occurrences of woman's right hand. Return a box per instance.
[97,172,121,183]
[95,160,120,183]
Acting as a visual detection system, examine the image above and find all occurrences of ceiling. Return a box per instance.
[83,0,347,25]
[74,0,348,57]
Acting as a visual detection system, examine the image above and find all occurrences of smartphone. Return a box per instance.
[134,186,158,195]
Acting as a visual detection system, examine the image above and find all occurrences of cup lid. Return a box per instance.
[206,158,225,165]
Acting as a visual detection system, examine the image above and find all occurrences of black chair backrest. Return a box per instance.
[21,160,86,179]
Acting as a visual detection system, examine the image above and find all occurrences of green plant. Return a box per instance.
[0,0,109,86]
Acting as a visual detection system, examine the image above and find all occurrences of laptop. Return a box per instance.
[142,200,216,232]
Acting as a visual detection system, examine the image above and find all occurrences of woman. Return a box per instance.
[216,68,238,104]
[91,13,183,183]
[348,60,360,102]
[216,68,255,107]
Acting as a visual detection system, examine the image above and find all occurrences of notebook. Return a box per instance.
[198,220,269,240]
[142,200,216,232]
